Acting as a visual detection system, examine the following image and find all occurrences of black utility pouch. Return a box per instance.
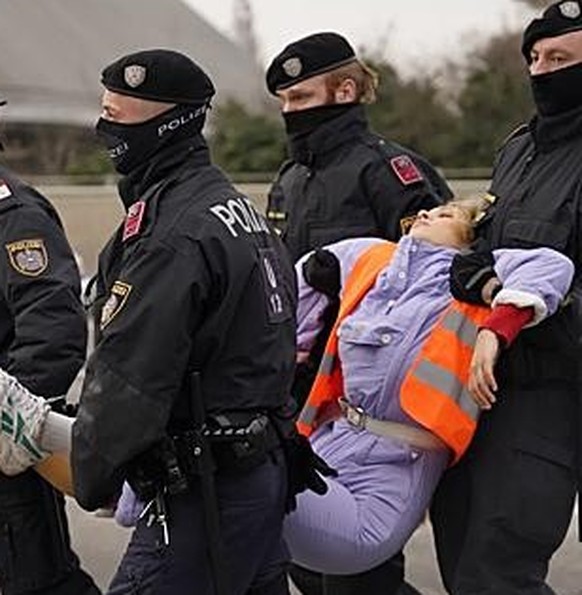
[205,412,274,473]
[127,438,189,501]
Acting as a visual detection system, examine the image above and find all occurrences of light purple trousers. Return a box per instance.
[283,419,450,574]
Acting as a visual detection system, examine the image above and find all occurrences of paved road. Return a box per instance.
[67,499,580,594]
[60,180,580,593]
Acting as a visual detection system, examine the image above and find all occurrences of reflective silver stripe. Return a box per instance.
[441,308,479,348]
[298,404,318,425]
[319,353,335,375]
[413,360,479,420]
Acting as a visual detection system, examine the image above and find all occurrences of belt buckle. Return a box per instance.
[343,401,366,431]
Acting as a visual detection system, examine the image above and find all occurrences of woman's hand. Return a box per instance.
[468,329,501,410]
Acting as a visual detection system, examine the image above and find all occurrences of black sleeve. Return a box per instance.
[72,240,210,510]
[362,156,451,242]
[1,206,87,396]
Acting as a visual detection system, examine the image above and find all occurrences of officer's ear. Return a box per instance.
[334,78,357,104]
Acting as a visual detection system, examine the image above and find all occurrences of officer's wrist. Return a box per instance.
[481,278,502,305]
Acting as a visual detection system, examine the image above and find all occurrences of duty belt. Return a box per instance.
[339,397,448,451]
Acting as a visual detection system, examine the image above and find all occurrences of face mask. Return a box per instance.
[95,103,208,174]
[530,61,582,116]
[283,103,357,139]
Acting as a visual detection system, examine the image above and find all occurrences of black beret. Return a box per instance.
[101,49,215,105]
[522,1,582,62]
[266,32,357,95]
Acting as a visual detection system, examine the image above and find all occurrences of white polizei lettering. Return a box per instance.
[158,111,195,137]
[209,204,239,237]
[109,142,129,158]
[259,213,270,234]
[241,197,260,232]
[210,195,271,237]
[227,198,253,233]
[243,197,271,234]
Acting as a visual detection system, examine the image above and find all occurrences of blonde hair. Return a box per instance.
[324,60,379,104]
[444,197,490,246]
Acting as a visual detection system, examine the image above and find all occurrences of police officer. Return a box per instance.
[265,33,452,595]
[0,102,99,593]
[71,49,331,595]
[265,31,452,263]
[430,3,582,593]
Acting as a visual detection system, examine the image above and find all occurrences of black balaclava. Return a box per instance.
[95,102,209,175]
[283,103,357,140]
[522,2,582,115]
[96,49,215,174]
[530,61,582,116]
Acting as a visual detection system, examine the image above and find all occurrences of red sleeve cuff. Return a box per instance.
[481,304,535,347]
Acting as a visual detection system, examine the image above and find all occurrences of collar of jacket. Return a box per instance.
[118,134,211,210]
[288,104,368,166]
[532,103,582,153]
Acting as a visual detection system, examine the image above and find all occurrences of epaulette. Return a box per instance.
[273,158,294,180]
[500,123,529,149]
[363,135,391,158]
[364,137,425,187]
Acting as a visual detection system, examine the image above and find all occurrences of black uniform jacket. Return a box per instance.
[0,168,87,593]
[0,165,86,396]
[72,138,297,510]
[474,108,582,473]
[267,105,452,261]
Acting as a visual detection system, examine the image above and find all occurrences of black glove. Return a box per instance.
[280,431,337,512]
[302,249,341,298]
[449,250,497,305]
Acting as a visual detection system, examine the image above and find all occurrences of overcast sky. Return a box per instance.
[184,0,537,71]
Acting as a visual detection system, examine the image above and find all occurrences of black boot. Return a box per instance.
[323,553,423,595]
[288,564,323,595]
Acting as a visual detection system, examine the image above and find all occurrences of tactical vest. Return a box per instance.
[296,242,491,463]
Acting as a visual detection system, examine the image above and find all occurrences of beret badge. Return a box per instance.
[282,57,303,78]
[560,1,581,18]
[124,65,147,88]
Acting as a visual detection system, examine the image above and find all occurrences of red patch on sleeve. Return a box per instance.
[389,155,423,186]
[123,200,146,242]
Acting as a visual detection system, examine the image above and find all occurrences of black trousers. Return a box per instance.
[430,383,577,595]
[289,554,423,595]
[0,471,100,595]
[108,452,289,595]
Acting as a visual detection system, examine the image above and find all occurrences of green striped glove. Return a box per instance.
[0,369,51,475]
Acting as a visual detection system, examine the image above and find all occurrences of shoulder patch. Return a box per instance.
[390,155,423,186]
[0,180,12,200]
[5,239,48,277]
[100,280,132,330]
[122,200,146,242]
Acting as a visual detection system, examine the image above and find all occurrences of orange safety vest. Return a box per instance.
[296,241,491,463]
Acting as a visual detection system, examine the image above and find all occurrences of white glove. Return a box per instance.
[0,369,51,475]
